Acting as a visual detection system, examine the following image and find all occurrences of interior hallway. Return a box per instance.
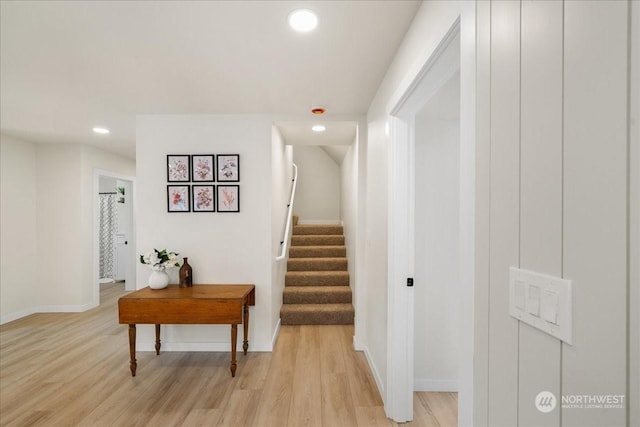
[0,283,456,426]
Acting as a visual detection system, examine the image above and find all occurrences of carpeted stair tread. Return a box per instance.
[285,271,350,286]
[289,245,346,258]
[289,246,347,258]
[283,286,352,304]
[287,257,348,271]
[291,235,345,246]
[293,225,344,235]
[280,303,355,325]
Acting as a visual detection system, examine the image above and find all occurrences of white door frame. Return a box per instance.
[93,169,136,306]
[385,10,476,423]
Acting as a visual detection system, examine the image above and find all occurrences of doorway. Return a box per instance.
[94,170,135,305]
[386,14,476,423]
[414,69,461,394]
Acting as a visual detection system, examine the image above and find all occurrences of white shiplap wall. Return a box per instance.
[476,1,631,426]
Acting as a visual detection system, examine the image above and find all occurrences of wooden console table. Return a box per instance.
[118,284,255,377]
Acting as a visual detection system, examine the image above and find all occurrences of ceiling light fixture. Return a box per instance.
[311,106,326,115]
[312,125,326,132]
[288,9,318,32]
[92,127,110,135]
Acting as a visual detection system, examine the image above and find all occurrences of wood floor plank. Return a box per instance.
[216,389,260,427]
[287,326,322,427]
[354,406,394,427]
[320,373,358,427]
[319,325,347,374]
[251,326,297,426]
[179,409,222,427]
[0,283,457,427]
[406,394,441,427]
[417,392,458,427]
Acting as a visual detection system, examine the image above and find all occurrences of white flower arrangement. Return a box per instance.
[139,248,180,271]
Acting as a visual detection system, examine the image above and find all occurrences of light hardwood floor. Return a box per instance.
[0,283,457,426]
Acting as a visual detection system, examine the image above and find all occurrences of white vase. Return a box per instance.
[148,270,170,289]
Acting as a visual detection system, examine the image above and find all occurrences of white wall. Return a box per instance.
[0,134,38,323]
[271,125,293,343]
[414,113,459,391]
[136,115,276,352]
[36,144,85,306]
[99,176,117,193]
[115,179,132,237]
[38,144,135,308]
[1,137,135,323]
[630,2,640,425]
[292,145,340,223]
[364,0,462,405]
[474,1,632,426]
[340,137,358,302]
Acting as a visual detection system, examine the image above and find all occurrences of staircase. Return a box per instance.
[280,217,354,325]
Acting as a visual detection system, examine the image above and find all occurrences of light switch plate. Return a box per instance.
[509,267,572,345]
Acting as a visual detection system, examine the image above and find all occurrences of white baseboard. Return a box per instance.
[271,318,281,350]
[1,307,37,325]
[414,379,459,392]
[0,302,97,325]
[137,340,273,352]
[39,302,97,313]
[297,219,341,225]
[353,332,365,351]
[363,346,386,404]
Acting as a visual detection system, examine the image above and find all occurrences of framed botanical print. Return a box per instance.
[167,155,190,182]
[217,154,240,182]
[192,185,215,212]
[167,185,190,212]
[217,185,239,212]
[192,155,215,182]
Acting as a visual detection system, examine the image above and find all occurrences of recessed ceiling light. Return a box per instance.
[288,9,318,32]
[92,127,110,135]
[312,125,326,132]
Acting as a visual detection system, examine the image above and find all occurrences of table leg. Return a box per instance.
[155,324,161,355]
[230,324,237,377]
[128,324,137,377]
[243,304,249,355]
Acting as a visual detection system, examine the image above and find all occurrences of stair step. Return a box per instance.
[280,303,354,325]
[285,271,349,286]
[293,225,343,236]
[291,235,345,246]
[289,245,346,258]
[283,286,352,304]
[287,257,347,271]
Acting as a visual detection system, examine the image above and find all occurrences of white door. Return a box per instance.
[113,233,127,281]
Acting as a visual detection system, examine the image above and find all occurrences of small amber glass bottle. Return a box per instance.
[179,257,193,287]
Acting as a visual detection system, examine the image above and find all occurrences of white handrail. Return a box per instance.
[276,163,298,261]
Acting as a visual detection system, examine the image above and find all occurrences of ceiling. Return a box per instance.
[0,1,421,159]
[277,120,356,164]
